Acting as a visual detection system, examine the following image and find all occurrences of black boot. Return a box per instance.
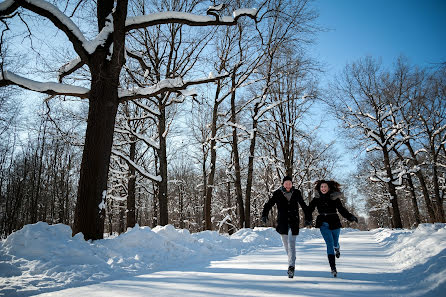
[287,266,295,278]
[328,254,337,277]
[334,247,340,258]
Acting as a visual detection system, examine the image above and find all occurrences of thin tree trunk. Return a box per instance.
[157,101,168,226]
[201,145,207,228]
[126,139,137,228]
[227,180,234,235]
[432,159,445,222]
[392,147,421,226]
[405,142,436,222]
[179,186,184,229]
[152,153,159,227]
[244,111,258,229]
[230,71,245,229]
[204,82,222,230]
[118,200,125,233]
[382,146,403,228]
[406,174,421,226]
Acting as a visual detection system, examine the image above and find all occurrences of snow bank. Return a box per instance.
[0,222,296,296]
[373,223,446,270]
[372,223,446,296]
[2,222,444,297]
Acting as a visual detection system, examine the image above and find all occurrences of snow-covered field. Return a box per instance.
[0,222,445,296]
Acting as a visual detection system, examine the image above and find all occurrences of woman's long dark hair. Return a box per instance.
[314,180,341,193]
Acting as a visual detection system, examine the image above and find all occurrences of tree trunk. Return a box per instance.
[392,147,421,226]
[201,144,207,228]
[31,121,47,223]
[126,140,137,228]
[227,180,234,235]
[157,101,168,226]
[405,142,436,222]
[406,174,421,226]
[179,186,184,229]
[152,186,158,228]
[432,160,445,222]
[72,0,127,240]
[204,83,222,230]
[244,112,259,229]
[230,72,245,229]
[118,200,125,233]
[72,75,119,240]
[382,147,402,228]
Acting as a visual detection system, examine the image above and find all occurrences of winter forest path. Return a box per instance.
[35,231,418,297]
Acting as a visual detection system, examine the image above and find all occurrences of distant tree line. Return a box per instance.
[329,57,446,229]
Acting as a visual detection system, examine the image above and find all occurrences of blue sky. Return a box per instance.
[313,0,446,78]
[308,0,446,178]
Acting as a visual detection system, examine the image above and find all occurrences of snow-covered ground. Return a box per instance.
[0,222,445,297]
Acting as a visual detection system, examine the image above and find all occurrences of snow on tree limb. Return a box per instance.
[226,122,255,140]
[83,12,114,54]
[118,74,229,101]
[58,57,84,82]
[0,70,89,98]
[0,0,89,58]
[0,0,18,13]
[112,149,161,182]
[254,99,285,121]
[114,127,159,150]
[125,9,257,32]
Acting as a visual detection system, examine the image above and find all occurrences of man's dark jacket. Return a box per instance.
[262,187,309,235]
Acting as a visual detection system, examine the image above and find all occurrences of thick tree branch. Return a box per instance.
[0,0,89,59]
[0,0,20,16]
[0,70,89,98]
[58,57,85,82]
[125,9,257,32]
[119,73,229,102]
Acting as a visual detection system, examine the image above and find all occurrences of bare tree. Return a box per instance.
[0,1,256,240]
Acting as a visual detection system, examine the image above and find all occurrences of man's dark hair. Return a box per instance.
[282,175,292,183]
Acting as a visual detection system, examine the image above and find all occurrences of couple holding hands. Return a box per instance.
[261,176,358,278]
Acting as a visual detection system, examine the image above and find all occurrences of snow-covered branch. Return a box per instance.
[0,0,19,15]
[114,128,159,150]
[118,74,229,101]
[254,99,286,121]
[58,57,84,82]
[0,70,89,98]
[226,122,255,140]
[112,149,161,182]
[125,9,257,32]
[0,0,89,58]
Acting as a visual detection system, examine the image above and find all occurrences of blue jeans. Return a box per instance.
[319,222,340,255]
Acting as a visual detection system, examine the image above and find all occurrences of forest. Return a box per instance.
[0,0,445,240]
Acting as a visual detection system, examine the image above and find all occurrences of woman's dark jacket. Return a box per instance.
[307,191,354,230]
[262,187,309,235]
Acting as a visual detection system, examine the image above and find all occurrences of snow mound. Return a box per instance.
[0,222,283,296]
[373,223,446,270]
[372,223,446,296]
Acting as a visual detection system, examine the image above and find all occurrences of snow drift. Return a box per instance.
[0,222,445,296]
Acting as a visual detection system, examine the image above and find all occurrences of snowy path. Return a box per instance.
[33,230,421,297]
